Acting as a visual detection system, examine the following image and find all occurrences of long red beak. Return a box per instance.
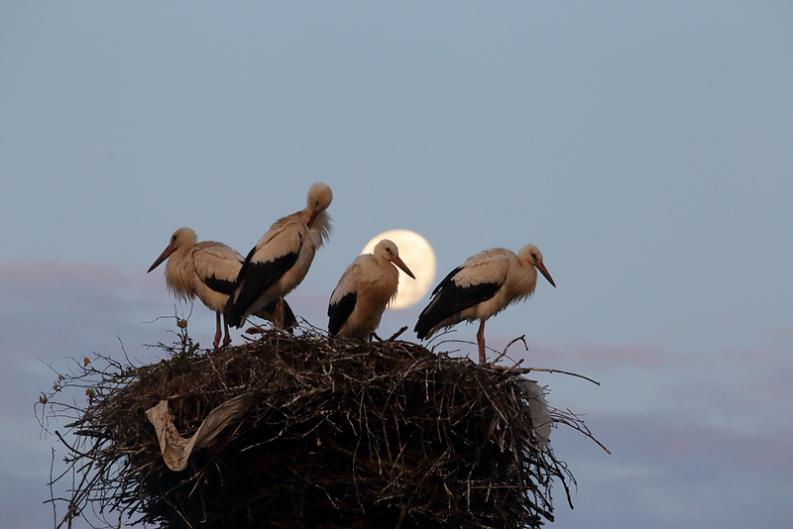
[391,255,416,279]
[147,244,176,273]
[536,262,556,288]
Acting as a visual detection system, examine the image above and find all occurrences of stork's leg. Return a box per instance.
[222,314,232,348]
[213,312,222,350]
[273,298,285,329]
[476,319,486,364]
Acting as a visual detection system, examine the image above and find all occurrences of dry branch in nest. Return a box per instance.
[38,322,601,529]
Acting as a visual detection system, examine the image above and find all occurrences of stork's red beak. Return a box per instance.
[536,262,556,288]
[147,244,176,273]
[391,255,416,279]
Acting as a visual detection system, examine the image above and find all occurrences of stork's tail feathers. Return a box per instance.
[414,303,440,340]
[281,299,298,331]
[224,298,244,329]
[414,320,431,340]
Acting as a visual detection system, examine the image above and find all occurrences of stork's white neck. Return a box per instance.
[164,246,194,301]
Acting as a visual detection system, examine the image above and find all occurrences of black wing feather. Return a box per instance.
[202,275,236,296]
[226,246,300,328]
[235,246,257,289]
[328,292,357,337]
[281,299,298,330]
[431,266,461,296]
[414,270,501,339]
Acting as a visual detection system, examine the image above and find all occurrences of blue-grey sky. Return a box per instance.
[2,2,792,528]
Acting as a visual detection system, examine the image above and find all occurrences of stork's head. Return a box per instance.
[147,227,197,273]
[374,239,416,279]
[519,244,556,287]
[171,227,198,248]
[306,182,333,225]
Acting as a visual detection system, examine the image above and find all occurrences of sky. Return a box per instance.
[2,1,792,527]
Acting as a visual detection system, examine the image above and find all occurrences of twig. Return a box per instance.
[386,326,409,341]
[523,367,601,386]
[48,448,57,527]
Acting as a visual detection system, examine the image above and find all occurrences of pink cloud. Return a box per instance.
[0,260,163,295]
[1,260,334,318]
[0,260,128,282]
[530,342,669,368]
[589,411,793,475]
[0,260,177,361]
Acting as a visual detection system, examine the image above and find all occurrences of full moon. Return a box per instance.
[362,229,436,310]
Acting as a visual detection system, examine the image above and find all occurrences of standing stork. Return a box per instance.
[328,239,415,338]
[414,244,556,364]
[226,182,333,328]
[147,227,297,349]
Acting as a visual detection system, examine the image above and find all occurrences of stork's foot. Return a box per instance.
[222,335,232,348]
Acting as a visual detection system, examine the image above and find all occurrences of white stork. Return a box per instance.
[328,239,416,338]
[414,244,556,364]
[226,182,333,328]
[147,227,297,349]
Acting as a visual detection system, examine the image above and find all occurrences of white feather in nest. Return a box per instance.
[517,378,551,451]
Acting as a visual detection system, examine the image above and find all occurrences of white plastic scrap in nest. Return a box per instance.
[145,394,252,471]
[517,378,551,451]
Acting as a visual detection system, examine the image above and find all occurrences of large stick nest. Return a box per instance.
[39,323,593,529]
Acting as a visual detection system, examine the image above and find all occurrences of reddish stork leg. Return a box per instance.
[476,320,487,364]
[273,298,285,329]
[222,314,232,348]
[213,312,222,350]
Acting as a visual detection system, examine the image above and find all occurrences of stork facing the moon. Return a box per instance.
[360,229,436,310]
[414,244,556,364]
[225,183,333,329]
[328,239,415,338]
[147,227,296,349]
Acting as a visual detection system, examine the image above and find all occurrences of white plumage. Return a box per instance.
[147,227,296,348]
[328,239,415,338]
[226,183,332,328]
[414,244,556,363]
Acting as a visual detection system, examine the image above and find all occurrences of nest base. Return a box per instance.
[42,328,577,529]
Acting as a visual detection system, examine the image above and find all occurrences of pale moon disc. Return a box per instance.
[361,229,436,310]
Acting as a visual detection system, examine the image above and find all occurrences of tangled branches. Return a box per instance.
[37,323,599,529]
